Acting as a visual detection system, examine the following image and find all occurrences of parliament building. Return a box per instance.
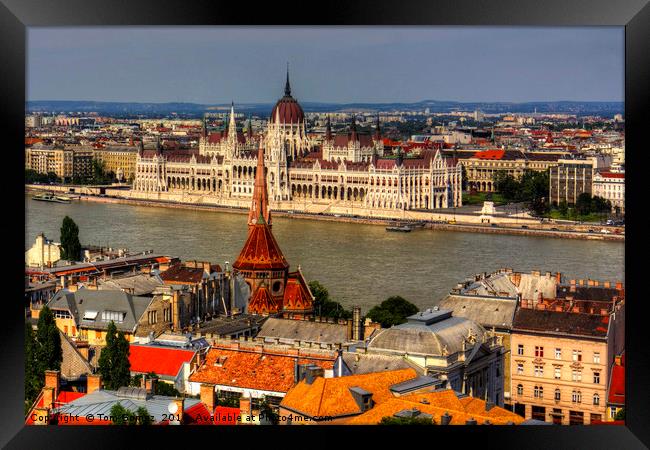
[132,71,463,215]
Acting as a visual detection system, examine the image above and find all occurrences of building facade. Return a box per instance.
[592,171,625,215]
[25,145,74,180]
[94,146,139,181]
[132,72,463,213]
[510,298,625,425]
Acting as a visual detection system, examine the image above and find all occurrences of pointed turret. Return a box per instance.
[228,102,237,140]
[138,139,144,157]
[284,63,291,96]
[325,115,332,141]
[349,115,357,142]
[247,115,253,139]
[248,143,271,228]
[202,115,207,138]
[155,136,162,156]
[374,114,382,141]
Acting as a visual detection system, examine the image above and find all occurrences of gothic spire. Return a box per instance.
[374,114,381,141]
[284,62,291,96]
[248,142,271,228]
[325,115,332,141]
[247,114,253,139]
[350,115,357,142]
[228,102,237,140]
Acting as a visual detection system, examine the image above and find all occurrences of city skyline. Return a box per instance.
[27,26,624,104]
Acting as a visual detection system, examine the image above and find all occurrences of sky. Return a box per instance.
[27,26,624,104]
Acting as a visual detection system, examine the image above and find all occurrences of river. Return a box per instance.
[25,195,625,312]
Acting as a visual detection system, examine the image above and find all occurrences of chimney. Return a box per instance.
[466,418,477,425]
[44,370,60,399]
[239,396,252,421]
[87,374,102,394]
[145,377,156,394]
[171,290,180,331]
[485,399,495,412]
[556,272,562,284]
[440,412,452,425]
[352,306,362,341]
[42,387,55,409]
[33,407,50,425]
[200,383,216,414]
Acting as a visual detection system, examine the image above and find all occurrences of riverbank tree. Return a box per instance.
[366,296,419,328]
[308,280,352,320]
[492,169,550,216]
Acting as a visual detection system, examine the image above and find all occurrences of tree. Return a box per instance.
[98,321,131,390]
[60,216,81,261]
[25,322,42,413]
[366,296,419,328]
[379,416,435,425]
[130,372,181,397]
[614,408,625,421]
[558,200,568,216]
[520,170,550,216]
[36,306,63,375]
[109,404,151,425]
[492,171,519,201]
[259,397,279,425]
[575,193,593,216]
[308,280,352,320]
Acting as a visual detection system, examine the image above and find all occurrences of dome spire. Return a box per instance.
[284,62,291,96]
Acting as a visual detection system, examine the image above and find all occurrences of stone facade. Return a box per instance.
[132,74,462,214]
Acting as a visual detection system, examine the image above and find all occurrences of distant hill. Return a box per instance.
[26,99,624,118]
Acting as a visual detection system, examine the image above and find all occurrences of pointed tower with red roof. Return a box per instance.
[233,143,314,317]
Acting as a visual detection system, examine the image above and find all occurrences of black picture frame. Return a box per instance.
[2,0,648,447]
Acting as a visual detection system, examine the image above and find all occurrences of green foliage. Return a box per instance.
[366,296,419,328]
[259,397,279,425]
[130,372,182,397]
[614,408,625,421]
[98,321,131,390]
[575,192,592,216]
[216,396,240,407]
[36,306,63,373]
[309,280,352,320]
[25,169,60,184]
[558,200,568,216]
[60,216,81,261]
[109,404,151,425]
[491,169,550,216]
[379,416,435,425]
[24,322,42,413]
[91,159,114,184]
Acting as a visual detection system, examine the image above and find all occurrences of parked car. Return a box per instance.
[521,225,529,229]
[550,227,559,231]
[600,229,612,234]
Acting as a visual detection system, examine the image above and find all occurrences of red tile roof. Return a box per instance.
[473,149,505,160]
[129,345,196,377]
[598,172,625,179]
[233,223,289,272]
[189,347,334,393]
[608,353,625,406]
[160,263,205,285]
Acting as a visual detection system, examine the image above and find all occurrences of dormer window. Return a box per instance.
[101,310,126,323]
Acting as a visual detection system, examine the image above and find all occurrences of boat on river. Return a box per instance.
[32,192,71,203]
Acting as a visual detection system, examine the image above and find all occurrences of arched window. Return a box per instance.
[517,384,523,395]
[555,388,561,401]
[572,391,582,403]
[593,393,600,406]
[534,386,543,398]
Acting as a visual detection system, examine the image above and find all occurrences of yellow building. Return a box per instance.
[93,146,139,181]
[25,145,74,180]
[510,302,625,425]
[45,287,154,346]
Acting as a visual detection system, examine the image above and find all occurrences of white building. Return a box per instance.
[593,171,625,215]
[25,233,61,268]
[133,71,463,213]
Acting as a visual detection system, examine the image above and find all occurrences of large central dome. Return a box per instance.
[270,70,305,125]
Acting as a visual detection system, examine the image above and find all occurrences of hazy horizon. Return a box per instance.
[27,27,624,104]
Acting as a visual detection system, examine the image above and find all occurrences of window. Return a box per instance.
[535,346,544,358]
[591,413,602,423]
[554,367,562,379]
[517,344,524,356]
[572,370,582,382]
[555,388,561,401]
[101,310,125,323]
[572,391,582,403]
[517,384,523,395]
[555,348,562,360]
[534,365,544,377]
[593,393,600,406]
[517,363,524,375]
[534,386,543,398]
[572,350,582,362]
[593,352,600,364]
[593,372,600,384]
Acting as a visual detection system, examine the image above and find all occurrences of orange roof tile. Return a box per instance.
[189,347,334,394]
[345,390,525,425]
[280,369,418,419]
